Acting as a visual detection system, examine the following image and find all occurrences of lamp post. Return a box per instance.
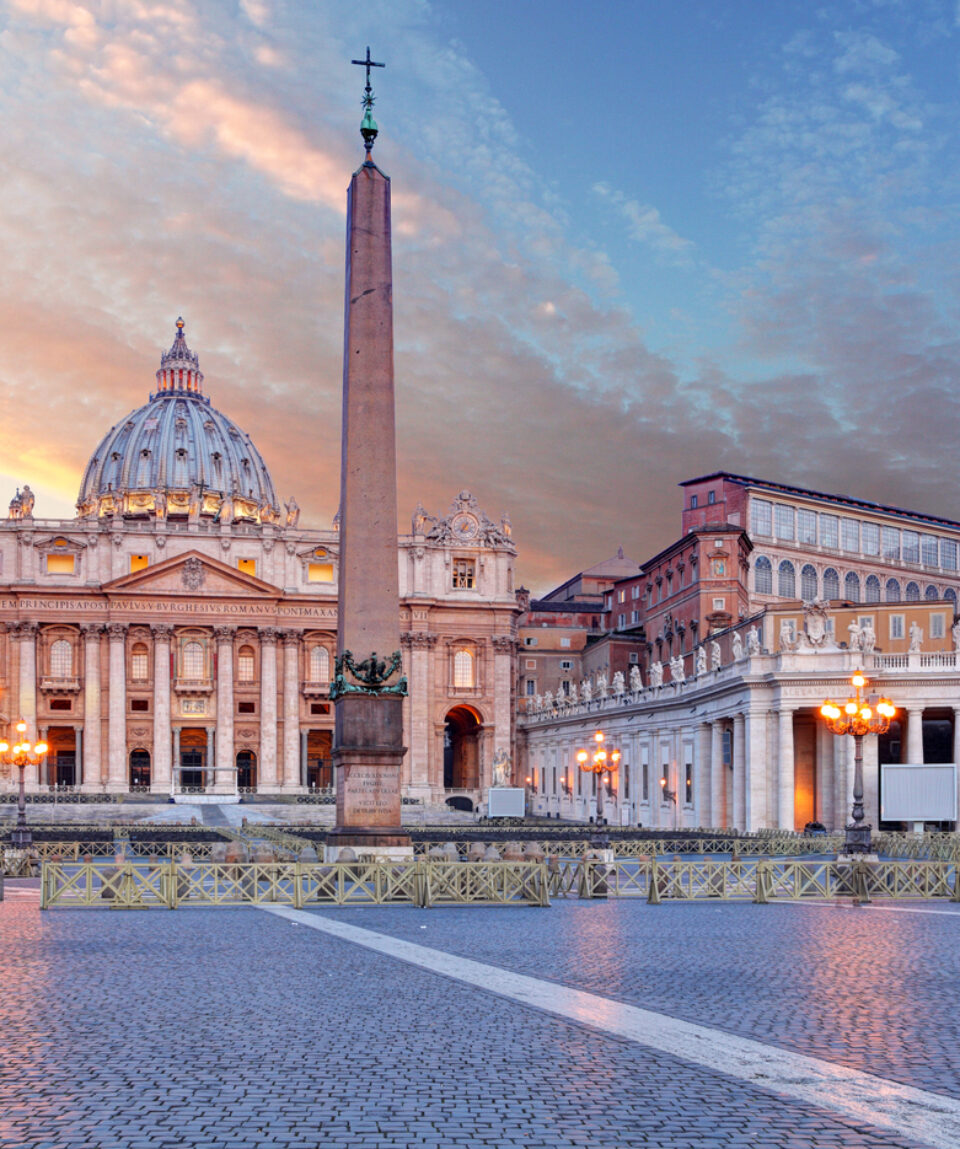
[576,730,620,844]
[0,719,49,848]
[819,672,896,855]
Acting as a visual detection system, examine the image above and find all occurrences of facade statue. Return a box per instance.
[670,654,686,684]
[747,627,761,656]
[491,748,511,788]
[543,689,554,711]
[534,693,543,713]
[596,671,608,698]
[612,670,625,697]
[629,664,642,692]
[500,512,512,538]
[710,640,722,670]
[19,485,34,517]
[909,622,923,653]
[411,501,430,535]
[568,681,578,704]
[581,679,593,703]
[847,619,862,651]
[953,619,960,651]
[732,632,744,660]
[860,622,876,653]
[649,660,663,688]
[695,646,707,677]
[778,619,796,652]
[285,496,300,528]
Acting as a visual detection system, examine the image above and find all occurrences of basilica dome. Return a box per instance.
[77,319,280,524]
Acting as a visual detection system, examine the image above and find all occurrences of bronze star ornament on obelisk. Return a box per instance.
[326,50,411,859]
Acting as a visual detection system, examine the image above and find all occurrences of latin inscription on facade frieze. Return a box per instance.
[3,597,338,620]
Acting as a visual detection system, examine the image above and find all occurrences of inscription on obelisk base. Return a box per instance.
[325,52,413,862]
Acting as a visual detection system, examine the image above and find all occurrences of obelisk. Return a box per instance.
[327,49,410,858]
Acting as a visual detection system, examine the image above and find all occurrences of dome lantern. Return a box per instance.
[152,317,206,401]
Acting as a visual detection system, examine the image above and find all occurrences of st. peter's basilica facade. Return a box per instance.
[0,321,518,804]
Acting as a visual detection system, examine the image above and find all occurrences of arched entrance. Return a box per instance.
[444,706,481,790]
[179,727,208,790]
[129,749,151,789]
[236,750,256,790]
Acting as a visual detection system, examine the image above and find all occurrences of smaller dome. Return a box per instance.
[77,320,280,524]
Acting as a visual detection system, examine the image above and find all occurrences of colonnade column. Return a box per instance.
[81,624,102,791]
[862,735,880,830]
[16,622,38,787]
[710,722,726,829]
[282,631,301,788]
[151,624,173,794]
[744,709,767,832]
[214,626,236,792]
[777,706,795,831]
[106,623,127,792]
[258,629,279,791]
[491,635,515,789]
[732,714,746,830]
[401,632,434,798]
[697,722,712,828]
[906,707,924,763]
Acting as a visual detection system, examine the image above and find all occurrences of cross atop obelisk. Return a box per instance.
[351,46,385,158]
[327,49,410,860]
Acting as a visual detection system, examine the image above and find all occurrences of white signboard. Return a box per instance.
[881,764,957,822]
[487,787,525,818]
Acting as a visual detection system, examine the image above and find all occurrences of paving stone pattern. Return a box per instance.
[0,895,933,1149]
[329,900,960,1100]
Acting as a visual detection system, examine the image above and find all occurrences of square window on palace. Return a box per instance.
[525,659,537,669]
[237,558,257,577]
[130,699,149,712]
[560,637,571,647]
[819,515,839,549]
[49,698,72,711]
[890,614,905,640]
[238,701,256,714]
[46,554,75,575]
[560,659,573,670]
[525,680,536,696]
[310,702,330,715]
[931,613,946,639]
[129,554,149,573]
[713,597,725,610]
[452,559,475,589]
[751,499,772,535]
[524,636,537,647]
[307,562,334,583]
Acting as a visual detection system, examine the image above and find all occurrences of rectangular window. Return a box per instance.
[310,702,330,715]
[922,535,939,566]
[882,526,900,560]
[525,680,536,696]
[129,554,149,573]
[238,701,256,714]
[931,613,946,639]
[685,762,693,806]
[642,761,649,802]
[618,590,626,603]
[46,554,75,575]
[751,499,772,536]
[560,659,572,670]
[524,659,537,669]
[902,531,920,563]
[661,764,670,802]
[862,522,880,556]
[713,597,725,610]
[237,557,257,577]
[130,699,149,712]
[630,610,639,624]
[523,637,538,647]
[560,680,570,696]
[632,585,640,599]
[308,562,334,583]
[890,614,904,640]
[628,652,639,664]
[617,613,625,628]
[560,637,571,647]
[452,559,476,589]
[819,515,839,549]
[842,519,860,553]
[797,509,817,544]
[722,729,733,770]
[942,539,958,570]
[690,495,698,509]
[774,505,794,540]
[49,698,72,711]
[707,490,716,505]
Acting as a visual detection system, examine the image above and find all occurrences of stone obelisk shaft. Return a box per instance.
[330,158,407,849]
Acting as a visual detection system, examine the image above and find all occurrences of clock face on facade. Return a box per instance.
[451,512,479,540]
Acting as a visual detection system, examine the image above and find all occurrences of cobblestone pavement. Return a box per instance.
[0,890,940,1149]
[326,900,960,1100]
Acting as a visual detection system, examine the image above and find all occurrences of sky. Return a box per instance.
[3,1,960,593]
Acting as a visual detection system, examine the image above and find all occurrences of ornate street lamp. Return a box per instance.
[819,672,896,855]
[576,730,621,834]
[0,719,49,848]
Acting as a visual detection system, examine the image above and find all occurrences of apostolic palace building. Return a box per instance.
[0,320,518,804]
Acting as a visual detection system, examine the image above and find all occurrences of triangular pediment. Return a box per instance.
[102,549,281,598]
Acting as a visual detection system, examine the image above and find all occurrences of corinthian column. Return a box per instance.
[151,624,173,793]
[16,622,38,788]
[259,628,279,792]
[401,631,435,799]
[106,623,127,792]
[81,624,103,791]
[214,626,236,792]
[282,630,300,788]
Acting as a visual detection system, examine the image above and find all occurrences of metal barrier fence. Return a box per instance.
[40,859,550,910]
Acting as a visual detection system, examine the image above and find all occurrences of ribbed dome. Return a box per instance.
[77,320,280,523]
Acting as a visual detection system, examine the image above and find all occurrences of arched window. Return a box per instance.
[865,575,881,603]
[925,584,939,601]
[130,642,149,681]
[237,646,255,682]
[182,641,205,679]
[945,588,957,607]
[885,578,901,602]
[309,645,330,683]
[906,581,920,601]
[136,449,152,488]
[453,648,475,688]
[129,749,150,788]
[823,568,840,600]
[844,572,860,602]
[754,556,772,594]
[801,564,818,602]
[778,560,795,598]
[50,639,72,678]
